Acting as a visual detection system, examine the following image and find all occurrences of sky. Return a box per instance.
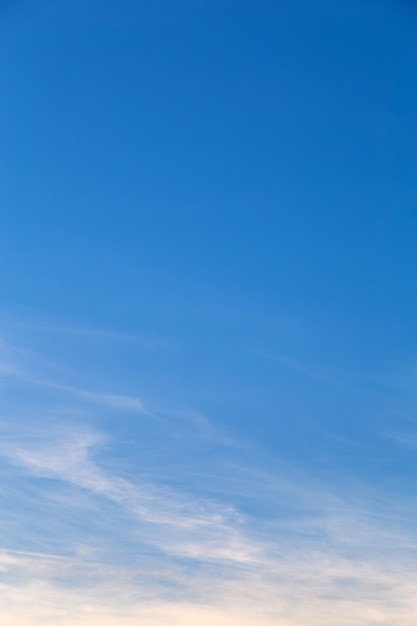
[1,0,417,623]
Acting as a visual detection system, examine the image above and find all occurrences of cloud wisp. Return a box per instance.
[0,423,260,564]
[1,419,417,625]
[1,330,417,624]
[252,348,342,386]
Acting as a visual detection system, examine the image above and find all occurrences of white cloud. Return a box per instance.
[1,329,417,624]
[1,543,417,625]
[0,423,261,564]
[2,422,417,625]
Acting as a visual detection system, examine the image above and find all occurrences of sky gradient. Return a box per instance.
[1,0,417,624]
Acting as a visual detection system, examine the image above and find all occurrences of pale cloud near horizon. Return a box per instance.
[1,534,417,625]
[1,420,417,625]
[1,332,417,624]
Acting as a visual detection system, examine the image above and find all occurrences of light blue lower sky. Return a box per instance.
[1,303,417,624]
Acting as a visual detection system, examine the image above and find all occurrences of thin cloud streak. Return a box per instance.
[36,381,149,414]
[0,424,260,564]
[253,349,342,385]
[29,323,182,351]
[0,334,149,414]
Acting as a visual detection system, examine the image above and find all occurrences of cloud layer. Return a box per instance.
[1,333,417,625]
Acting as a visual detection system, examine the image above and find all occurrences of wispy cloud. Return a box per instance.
[2,327,417,624]
[35,381,149,413]
[3,317,181,350]
[0,334,149,414]
[252,349,341,385]
[0,423,260,564]
[1,507,417,625]
[2,420,417,626]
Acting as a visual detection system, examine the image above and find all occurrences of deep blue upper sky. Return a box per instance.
[1,1,417,624]
[2,0,417,464]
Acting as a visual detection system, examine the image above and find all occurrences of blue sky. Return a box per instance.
[1,0,417,623]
